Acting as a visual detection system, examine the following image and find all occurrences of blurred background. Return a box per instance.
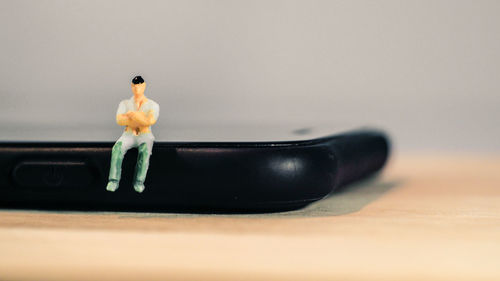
[1,0,498,152]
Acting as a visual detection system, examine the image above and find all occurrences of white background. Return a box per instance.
[1,0,499,151]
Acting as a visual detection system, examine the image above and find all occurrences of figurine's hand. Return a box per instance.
[116,113,131,126]
[123,111,154,126]
[126,111,136,118]
[128,111,148,122]
[126,111,142,119]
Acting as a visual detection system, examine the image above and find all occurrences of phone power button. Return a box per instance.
[12,161,94,189]
[43,166,64,186]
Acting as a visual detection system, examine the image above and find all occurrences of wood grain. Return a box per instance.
[0,154,499,281]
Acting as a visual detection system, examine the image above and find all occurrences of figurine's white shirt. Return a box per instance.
[116,96,160,122]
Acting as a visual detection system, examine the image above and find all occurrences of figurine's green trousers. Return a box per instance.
[107,132,154,193]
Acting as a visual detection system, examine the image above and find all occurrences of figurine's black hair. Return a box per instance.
[132,76,145,84]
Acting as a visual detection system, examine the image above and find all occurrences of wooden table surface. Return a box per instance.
[0,154,499,281]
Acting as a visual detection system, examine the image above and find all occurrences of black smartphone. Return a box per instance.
[0,124,390,212]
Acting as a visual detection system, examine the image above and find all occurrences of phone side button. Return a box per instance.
[12,161,94,189]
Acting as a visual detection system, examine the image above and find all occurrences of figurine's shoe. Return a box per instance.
[133,182,145,193]
[106,181,119,192]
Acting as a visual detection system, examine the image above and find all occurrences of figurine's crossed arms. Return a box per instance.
[116,109,157,128]
[114,96,160,135]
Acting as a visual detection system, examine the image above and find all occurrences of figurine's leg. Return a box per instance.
[133,143,151,193]
[106,134,133,192]
[133,134,154,193]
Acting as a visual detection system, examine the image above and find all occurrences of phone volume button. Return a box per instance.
[12,161,94,189]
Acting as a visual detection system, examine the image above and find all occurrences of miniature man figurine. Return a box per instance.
[106,76,160,193]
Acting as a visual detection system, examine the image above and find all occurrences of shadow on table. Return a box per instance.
[263,177,402,218]
[119,176,402,219]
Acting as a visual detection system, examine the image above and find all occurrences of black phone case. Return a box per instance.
[0,129,389,212]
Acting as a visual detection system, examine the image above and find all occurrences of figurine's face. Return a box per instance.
[131,82,146,96]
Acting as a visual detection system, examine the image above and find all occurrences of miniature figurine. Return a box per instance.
[106,76,160,193]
